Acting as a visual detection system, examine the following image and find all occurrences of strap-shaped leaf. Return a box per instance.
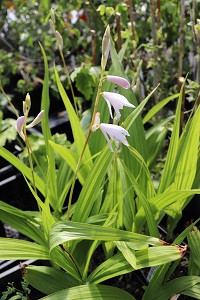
[49,221,162,252]
[0,146,45,195]
[54,66,92,165]
[25,265,80,295]
[0,238,49,260]
[39,284,136,300]
[0,201,45,246]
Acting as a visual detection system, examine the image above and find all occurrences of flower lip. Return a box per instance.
[102,92,135,119]
[106,75,130,89]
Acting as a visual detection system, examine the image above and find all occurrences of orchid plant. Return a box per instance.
[0,21,200,300]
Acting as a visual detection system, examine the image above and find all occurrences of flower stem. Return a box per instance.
[66,69,105,221]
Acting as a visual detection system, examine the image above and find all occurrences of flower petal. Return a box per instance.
[100,123,130,150]
[106,76,130,89]
[102,92,135,119]
[16,116,26,141]
[26,110,44,128]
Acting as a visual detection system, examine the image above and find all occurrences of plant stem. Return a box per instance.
[0,84,19,118]
[58,47,79,116]
[128,0,135,41]
[66,70,105,221]
[91,29,97,65]
[150,0,160,108]
[178,0,185,80]
[116,12,122,51]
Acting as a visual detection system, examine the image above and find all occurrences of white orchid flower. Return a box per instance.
[100,123,130,152]
[16,110,44,141]
[106,75,130,89]
[91,112,130,152]
[102,92,135,120]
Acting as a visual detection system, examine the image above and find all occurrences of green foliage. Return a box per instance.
[1,7,200,299]
[71,65,101,100]
[1,280,31,300]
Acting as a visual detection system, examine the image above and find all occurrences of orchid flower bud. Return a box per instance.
[102,92,135,120]
[91,112,100,132]
[23,93,31,116]
[16,116,26,141]
[50,8,55,24]
[106,75,130,89]
[26,110,44,129]
[101,25,110,70]
[55,31,63,50]
[49,19,55,33]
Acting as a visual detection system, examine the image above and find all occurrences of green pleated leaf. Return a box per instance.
[49,220,162,252]
[24,265,79,295]
[49,141,91,185]
[0,146,45,196]
[123,85,159,131]
[188,227,200,275]
[127,146,156,198]
[134,189,200,233]
[121,159,159,237]
[49,247,83,283]
[143,93,180,124]
[72,145,114,222]
[174,104,200,190]
[142,219,200,300]
[182,283,200,298]
[0,201,45,246]
[151,276,200,300]
[158,79,185,193]
[88,245,183,284]
[0,238,49,260]
[54,66,92,165]
[39,284,136,300]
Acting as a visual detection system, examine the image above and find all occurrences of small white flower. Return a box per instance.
[102,92,135,120]
[16,110,44,141]
[100,123,130,152]
[106,75,130,89]
[91,113,130,152]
